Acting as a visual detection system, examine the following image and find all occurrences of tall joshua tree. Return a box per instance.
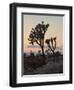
[28,21,49,57]
[45,37,56,54]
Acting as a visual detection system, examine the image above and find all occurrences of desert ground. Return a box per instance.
[23,54,63,75]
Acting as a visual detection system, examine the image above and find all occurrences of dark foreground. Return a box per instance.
[23,55,63,75]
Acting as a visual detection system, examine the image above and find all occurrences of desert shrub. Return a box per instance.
[24,53,27,57]
[36,50,41,56]
[24,56,46,70]
[55,51,61,56]
[30,50,35,57]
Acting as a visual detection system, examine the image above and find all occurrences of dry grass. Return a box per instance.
[23,55,63,75]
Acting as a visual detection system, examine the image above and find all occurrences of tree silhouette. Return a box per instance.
[45,37,56,54]
[28,21,49,57]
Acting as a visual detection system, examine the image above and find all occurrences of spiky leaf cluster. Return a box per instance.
[28,21,49,46]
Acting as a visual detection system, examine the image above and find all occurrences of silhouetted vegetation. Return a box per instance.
[36,50,41,56]
[24,53,27,58]
[45,37,56,54]
[28,21,49,57]
[30,50,35,57]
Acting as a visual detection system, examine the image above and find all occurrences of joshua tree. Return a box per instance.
[28,21,49,57]
[45,37,56,54]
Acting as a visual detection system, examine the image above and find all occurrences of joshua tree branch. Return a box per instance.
[35,40,41,46]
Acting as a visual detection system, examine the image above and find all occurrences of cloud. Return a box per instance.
[27,45,48,48]
[27,45,63,50]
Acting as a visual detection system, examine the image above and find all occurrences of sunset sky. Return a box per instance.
[23,14,63,54]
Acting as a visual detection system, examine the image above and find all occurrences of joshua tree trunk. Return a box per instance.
[41,46,45,57]
[52,50,55,55]
[41,46,46,64]
[52,50,56,63]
